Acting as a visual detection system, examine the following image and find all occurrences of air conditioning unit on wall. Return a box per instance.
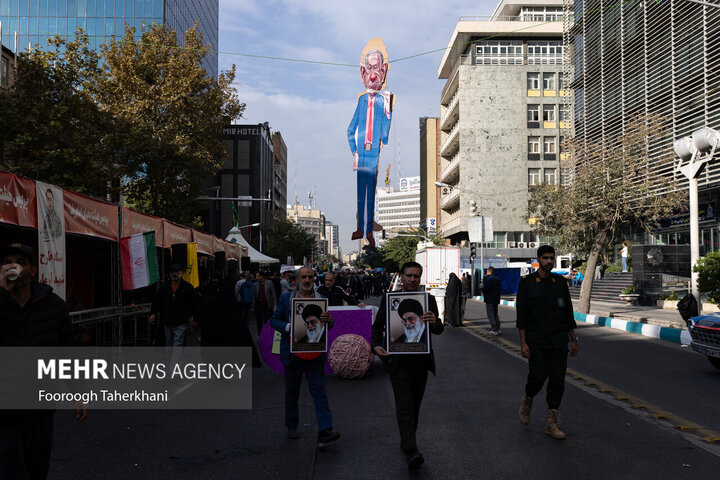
[517,242,527,248]
[508,241,517,247]
[529,242,538,248]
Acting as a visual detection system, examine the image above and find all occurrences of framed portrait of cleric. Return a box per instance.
[290,298,329,353]
[386,291,430,354]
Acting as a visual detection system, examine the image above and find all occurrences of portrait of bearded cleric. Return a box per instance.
[291,298,329,353]
[386,292,430,354]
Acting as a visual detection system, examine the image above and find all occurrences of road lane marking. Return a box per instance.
[462,324,720,457]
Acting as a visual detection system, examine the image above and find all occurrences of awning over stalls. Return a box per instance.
[192,229,214,256]
[121,207,163,246]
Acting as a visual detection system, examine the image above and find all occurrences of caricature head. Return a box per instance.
[361,49,388,91]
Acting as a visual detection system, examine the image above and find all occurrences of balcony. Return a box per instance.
[440,186,460,211]
[440,123,460,157]
[440,54,468,100]
[440,92,460,131]
[439,215,465,237]
[440,153,460,184]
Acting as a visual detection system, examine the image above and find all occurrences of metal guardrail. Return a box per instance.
[70,304,151,325]
[459,15,565,22]
[70,303,152,346]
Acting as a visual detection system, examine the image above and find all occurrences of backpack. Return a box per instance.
[240,281,255,304]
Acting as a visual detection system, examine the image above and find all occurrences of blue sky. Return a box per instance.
[217,0,499,253]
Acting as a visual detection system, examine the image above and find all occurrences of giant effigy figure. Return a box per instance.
[347,38,394,249]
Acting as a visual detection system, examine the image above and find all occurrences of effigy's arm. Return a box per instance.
[347,99,362,155]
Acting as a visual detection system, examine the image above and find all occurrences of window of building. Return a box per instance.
[543,72,556,91]
[528,136,541,160]
[519,6,564,22]
[475,40,523,65]
[544,168,557,185]
[528,137,540,154]
[527,41,563,65]
[528,168,541,186]
[542,104,556,122]
[544,136,556,154]
[0,57,7,86]
[527,72,540,90]
[527,104,540,122]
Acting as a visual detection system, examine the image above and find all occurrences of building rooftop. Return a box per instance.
[438,0,564,78]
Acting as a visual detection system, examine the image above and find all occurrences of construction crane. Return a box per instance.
[384,163,391,190]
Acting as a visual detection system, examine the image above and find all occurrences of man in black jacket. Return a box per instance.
[481,266,502,335]
[149,263,198,347]
[0,243,88,480]
[516,245,579,439]
[371,261,444,471]
[316,272,366,307]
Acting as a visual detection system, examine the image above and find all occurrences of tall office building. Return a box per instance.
[419,117,441,236]
[0,0,218,77]
[437,0,567,251]
[376,176,421,245]
[569,0,720,251]
[206,123,276,239]
[272,132,288,213]
[325,222,339,258]
[287,204,326,257]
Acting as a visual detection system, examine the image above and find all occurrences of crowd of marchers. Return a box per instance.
[1,243,578,476]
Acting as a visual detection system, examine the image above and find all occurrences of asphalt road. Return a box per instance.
[47,298,720,479]
[462,299,720,431]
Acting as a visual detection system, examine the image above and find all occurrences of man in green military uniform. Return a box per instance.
[516,245,579,439]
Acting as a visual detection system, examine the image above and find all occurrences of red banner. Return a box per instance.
[0,171,38,228]
[192,229,214,256]
[162,220,191,248]
[63,190,118,241]
[121,207,163,247]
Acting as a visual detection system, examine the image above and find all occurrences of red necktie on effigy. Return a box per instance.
[364,93,375,151]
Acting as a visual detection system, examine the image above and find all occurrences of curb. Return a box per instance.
[470,296,691,346]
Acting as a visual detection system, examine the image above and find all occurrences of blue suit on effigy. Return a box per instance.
[347,92,392,236]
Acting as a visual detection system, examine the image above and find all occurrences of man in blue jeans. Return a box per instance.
[270,266,340,447]
[149,263,197,347]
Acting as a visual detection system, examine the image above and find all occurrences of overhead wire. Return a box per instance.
[1,0,644,68]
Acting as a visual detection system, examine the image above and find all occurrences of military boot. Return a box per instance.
[518,396,533,425]
[544,409,567,439]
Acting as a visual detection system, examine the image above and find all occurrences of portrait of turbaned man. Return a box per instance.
[290,298,329,353]
[386,291,430,354]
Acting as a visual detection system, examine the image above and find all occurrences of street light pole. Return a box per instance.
[674,127,720,305]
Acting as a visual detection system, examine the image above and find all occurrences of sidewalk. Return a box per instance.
[471,296,693,345]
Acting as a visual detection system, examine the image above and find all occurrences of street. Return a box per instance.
[48,299,720,480]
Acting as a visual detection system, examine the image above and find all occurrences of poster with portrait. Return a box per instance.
[290,298,329,353]
[36,181,66,300]
[386,291,430,354]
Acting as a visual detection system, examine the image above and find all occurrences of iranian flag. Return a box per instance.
[121,231,159,290]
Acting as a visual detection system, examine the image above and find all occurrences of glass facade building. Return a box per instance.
[567,0,720,251]
[0,0,218,77]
